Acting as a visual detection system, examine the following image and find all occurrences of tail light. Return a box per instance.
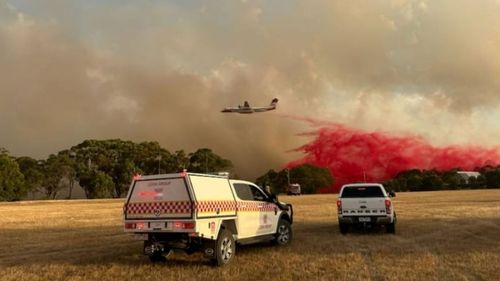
[336,199,342,214]
[173,221,196,229]
[125,222,136,229]
[385,199,392,214]
[125,221,145,229]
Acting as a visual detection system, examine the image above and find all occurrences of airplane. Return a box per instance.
[221,98,279,114]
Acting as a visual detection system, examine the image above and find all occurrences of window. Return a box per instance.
[233,184,268,201]
[340,186,385,198]
[233,184,253,201]
[249,185,267,201]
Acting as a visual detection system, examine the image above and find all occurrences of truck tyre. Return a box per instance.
[386,222,396,234]
[213,229,235,266]
[274,219,292,246]
[147,248,172,263]
[149,252,167,263]
[339,223,349,235]
[386,213,397,234]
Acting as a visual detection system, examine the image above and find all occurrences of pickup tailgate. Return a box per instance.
[340,198,387,216]
[124,175,193,220]
[339,185,387,216]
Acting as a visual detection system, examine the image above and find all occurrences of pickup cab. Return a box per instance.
[336,183,396,234]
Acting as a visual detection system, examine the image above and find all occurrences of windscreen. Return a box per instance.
[125,177,192,219]
[340,186,385,198]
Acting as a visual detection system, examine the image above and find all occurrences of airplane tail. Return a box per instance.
[270,98,279,106]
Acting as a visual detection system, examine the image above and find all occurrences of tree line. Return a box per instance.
[3,139,500,201]
[0,140,232,201]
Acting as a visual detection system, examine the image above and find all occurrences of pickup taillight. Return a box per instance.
[173,221,196,229]
[336,199,342,214]
[385,199,392,214]
[125,221,145,230]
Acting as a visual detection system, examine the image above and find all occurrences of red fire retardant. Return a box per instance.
[287,123,500,193]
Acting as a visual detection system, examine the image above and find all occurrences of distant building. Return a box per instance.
[457,171,481,184]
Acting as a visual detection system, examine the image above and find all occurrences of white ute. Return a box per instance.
[123,172,293,266]
[336,183,396,234]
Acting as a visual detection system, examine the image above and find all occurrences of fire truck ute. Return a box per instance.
[123,172,293,266]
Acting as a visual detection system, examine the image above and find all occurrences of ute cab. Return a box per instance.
[123,172,293,266]
[336,183,396,234]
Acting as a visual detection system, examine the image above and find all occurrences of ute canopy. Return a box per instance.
[125,175,193,220]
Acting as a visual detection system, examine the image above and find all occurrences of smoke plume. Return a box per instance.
[3,1,500,179]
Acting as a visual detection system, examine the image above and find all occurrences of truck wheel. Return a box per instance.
[386,213,397,234]
[339,223,349,234]
[148,249,173,262]
[274,219,292,246]
[213,229,235,266]
[386,222,396,234]
[145,241,172,263]
[149,252,167,263]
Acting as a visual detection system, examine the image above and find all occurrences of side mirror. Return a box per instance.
[268,193,277,202]
[389,191,396,198]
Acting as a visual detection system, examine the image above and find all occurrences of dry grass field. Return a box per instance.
[1,189,500,281]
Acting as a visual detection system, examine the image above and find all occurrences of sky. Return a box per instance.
[1,0,500,179]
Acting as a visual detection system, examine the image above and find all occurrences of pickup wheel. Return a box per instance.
[149,252,167,263]
[212,229,235,266]
[339,223,349,235]
[386,213,397,234]
[386,222,396,234]
[274,219,292,246]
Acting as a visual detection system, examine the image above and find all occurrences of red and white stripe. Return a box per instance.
[125,200,277,215]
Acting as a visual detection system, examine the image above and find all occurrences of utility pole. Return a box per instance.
[286,168,290,185]
[205,151,208,173]
[157,154,162,174]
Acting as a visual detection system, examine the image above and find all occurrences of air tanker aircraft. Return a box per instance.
[221,98,278,114]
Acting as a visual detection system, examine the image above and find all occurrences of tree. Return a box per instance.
[0,150,26,201]
[16,156,44,195]
[134,141,175,175]
[421,171,444,191]
[256,169,286,194]
[79,170,114,199]
[70,139,140,198]
[188,148,233,173]
[40,154,74,199]
[484,168,500,188]
[442,170,462,190]
[288,164,334,194]
[256,164,334,194]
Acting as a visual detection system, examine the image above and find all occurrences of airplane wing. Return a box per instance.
[221,106,240,113]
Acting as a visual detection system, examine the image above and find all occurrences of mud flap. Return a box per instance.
[202,239,217,259]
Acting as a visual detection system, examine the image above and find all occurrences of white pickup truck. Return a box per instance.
[336,183,396,234]
[123,172,293,266]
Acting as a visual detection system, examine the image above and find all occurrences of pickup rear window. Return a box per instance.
[340,186,385,198]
